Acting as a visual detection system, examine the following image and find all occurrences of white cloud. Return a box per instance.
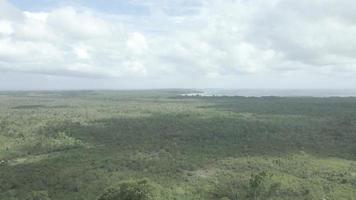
[0,20,13,35]
[127,32,148,55]
[73,45,91,60]
[47,7,111,39]
[0,0,356,88]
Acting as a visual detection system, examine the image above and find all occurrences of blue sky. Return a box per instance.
[1,0,356,90]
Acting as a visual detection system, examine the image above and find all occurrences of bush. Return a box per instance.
[98,179,160,200]
[25,191,51,200]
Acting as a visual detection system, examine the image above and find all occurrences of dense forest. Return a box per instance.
[0,90,356,199]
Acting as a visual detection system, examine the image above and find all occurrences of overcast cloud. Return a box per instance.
[0,0,356,89]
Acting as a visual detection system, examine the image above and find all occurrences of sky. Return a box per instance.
[0,0,356,90]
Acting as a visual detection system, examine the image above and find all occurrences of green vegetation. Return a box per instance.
[0,90,356,199]
[98,179,161,200]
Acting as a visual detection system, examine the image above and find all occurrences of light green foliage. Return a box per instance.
[247,172,269,200]
[0,90,356,199]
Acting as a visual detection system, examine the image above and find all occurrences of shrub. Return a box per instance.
[25,191,51,200]
[98,179,159,200]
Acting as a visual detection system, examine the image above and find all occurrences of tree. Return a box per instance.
[246,172,270,200]
[25,191,51,200]
[98,179,159,200]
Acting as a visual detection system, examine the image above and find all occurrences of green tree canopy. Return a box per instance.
[25,191,51,200]
[98,179,160,200]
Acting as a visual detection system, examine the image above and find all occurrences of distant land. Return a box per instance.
[183,89,356,97]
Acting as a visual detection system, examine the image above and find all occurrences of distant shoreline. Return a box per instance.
[181,89,356,97]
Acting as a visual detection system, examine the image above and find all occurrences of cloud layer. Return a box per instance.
[1,0,356,88]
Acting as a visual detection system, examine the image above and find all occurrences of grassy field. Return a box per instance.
[0,90,356,200]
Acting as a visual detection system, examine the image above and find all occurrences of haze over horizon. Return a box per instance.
[1,0,356,90]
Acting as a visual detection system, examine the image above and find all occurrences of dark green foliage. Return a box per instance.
[25,191,51,200]
[98,179,158,200]
[0,90,356,199]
